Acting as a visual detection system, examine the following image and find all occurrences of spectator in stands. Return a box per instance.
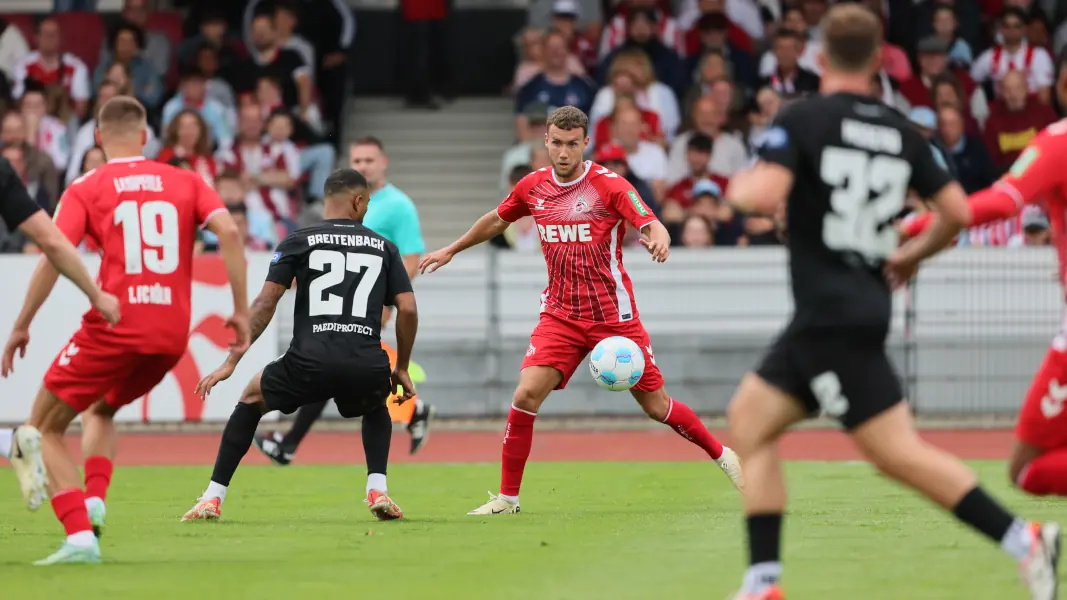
[759,6,820,77]
[2,142,51,219]
[12,18,91,121]
[983,69,1059,172]
[80,145,106,175]
[195,43,238,123]
[1008,207,1052,247]
[590,94,663,150]
[1,111,58,209]
[500,102,548,195]
[971,7,1054,103]
[679,0,757,48]
[101,0,172,78]
[514,30,596,141]
[211,170,276,248]
[759,30,819,98]
[492,163,541,251]
[68,80,159,185]
[20,83,69,173]
[251,74,334,198]
[931,4,974,67]
[512,28,586,92]
[589,49,680,142]
[747,85,781,150]
[549,0,600,74]
[237,13,312,123]
[177,9,243,79]
[599,0,684,59]
[683,178,744,246]
[684,13,757,93]
[611,105,668,201]
[94,23,164,112]
[664,132,728,208]
[272,1,316,80]
[157,109,219,185]
[930,73,984,136]
[680,214,714,247]
[594,142,657,217]
[599,8,686,99]
[799,0,828,40]
[162,66,234,149]
[1056,53,1067,115]
[103,62,134,96]
[937,105,995,194]
[530,144,551,170]
[0,17,29,84]
[682,50,729,113]
[666,95,747,183]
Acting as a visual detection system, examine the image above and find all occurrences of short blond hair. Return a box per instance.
[97,96,146,138]
[821,3,883,73]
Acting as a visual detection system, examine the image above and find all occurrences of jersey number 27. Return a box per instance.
[820,147,910,263]
[308,249,383,318]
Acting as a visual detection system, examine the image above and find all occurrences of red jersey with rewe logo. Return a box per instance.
[497,161,659,323]
[54,156,226,355]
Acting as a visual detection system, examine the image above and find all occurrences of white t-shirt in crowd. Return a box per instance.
[626,141,669,184]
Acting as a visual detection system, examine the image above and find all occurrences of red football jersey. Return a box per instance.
[497,161,659,323]
[55,156,227,355]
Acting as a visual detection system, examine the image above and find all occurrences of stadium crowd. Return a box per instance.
[0,0,1063,255]
[0,0,353,255]
[501,0,1067,250]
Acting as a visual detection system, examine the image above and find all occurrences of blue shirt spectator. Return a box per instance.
[94,23,164,110]
[514,31,596,138]
[364,183,426,258]
[162,69,234,149]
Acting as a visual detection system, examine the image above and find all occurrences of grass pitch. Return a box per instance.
[0,461,1061,599]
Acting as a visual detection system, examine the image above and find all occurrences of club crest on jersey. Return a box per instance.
[757,126,789,150]
[271,252,282,264]
[574,197,588,213]
[627,190,648,216]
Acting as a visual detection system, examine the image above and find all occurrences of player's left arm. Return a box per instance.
[725,119,795,217]
[197,176,250,350]
[608,178,670,262]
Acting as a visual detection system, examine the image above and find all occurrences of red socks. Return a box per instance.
[1018,448,1067,496]
[500,405,537,497]
[84,456,114,502]
[662,397,724,460]
[51,488,93,536]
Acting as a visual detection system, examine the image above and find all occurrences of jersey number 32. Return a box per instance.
[308,249,383,318]
[820,147,911,263]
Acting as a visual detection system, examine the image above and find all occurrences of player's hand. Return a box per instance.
[640,235,670,263]
[883,249,920,290]
[194,363,236,400]
[391,368,416,404]
[226,312,251,354]
[419,248,454,274]
[1,329,29,378]
[91,292,121,326]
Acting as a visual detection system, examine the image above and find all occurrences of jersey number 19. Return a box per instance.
[820,147,910,263]
[308,249,383,318]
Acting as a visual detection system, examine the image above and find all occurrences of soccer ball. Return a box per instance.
[589,336,645,392]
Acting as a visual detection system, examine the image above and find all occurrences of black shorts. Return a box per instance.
[260,353,392,418]
[754,326,903,430]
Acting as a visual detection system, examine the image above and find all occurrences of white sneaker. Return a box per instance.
[11,426,48,511]
[716,447,744,491]
[1021,521,1060,600]
[467,492,520,515]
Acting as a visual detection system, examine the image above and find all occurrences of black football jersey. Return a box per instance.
[755,92,954,333]
[266,219,413,365]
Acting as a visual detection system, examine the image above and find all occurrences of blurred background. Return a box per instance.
[0,0,1064,423]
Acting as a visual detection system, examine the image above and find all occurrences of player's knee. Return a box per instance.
[512,386,546,413]
[86,399,117,419]
[634,391,670,421]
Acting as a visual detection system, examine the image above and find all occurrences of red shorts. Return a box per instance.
[44,328,183,413]
[1016,338,1067,450]
[521,312,664,392]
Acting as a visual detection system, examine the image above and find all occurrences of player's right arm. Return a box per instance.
[725,116,796,217]
[419,183,529,274]
[196,176,250,353]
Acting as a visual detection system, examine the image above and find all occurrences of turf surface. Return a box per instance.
[0,461,1062,599]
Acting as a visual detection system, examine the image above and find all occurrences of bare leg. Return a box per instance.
[726,374,808,595]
